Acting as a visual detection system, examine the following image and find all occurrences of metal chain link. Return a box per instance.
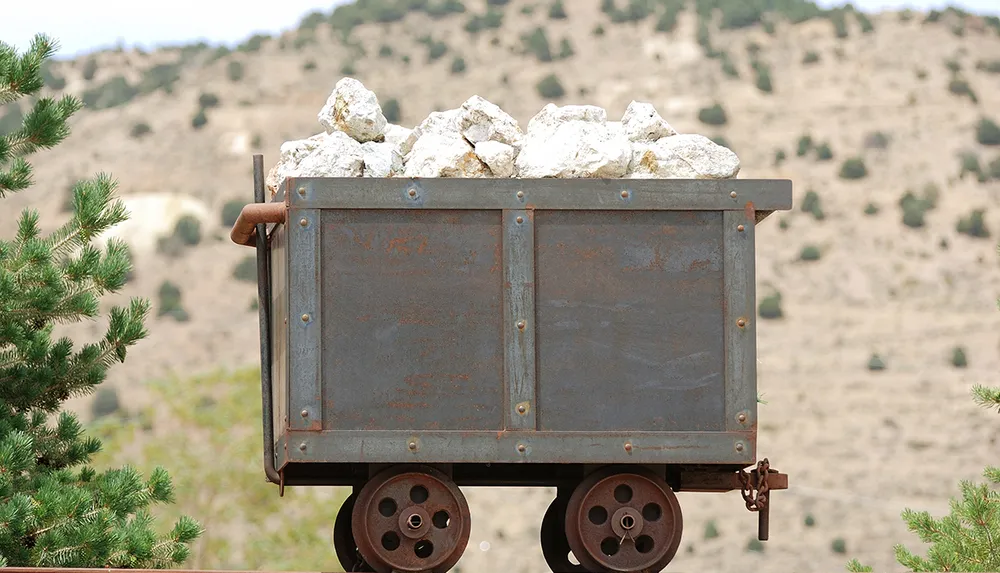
[738,458,771,512]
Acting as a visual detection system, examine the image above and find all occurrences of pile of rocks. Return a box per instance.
[265,77,740,197]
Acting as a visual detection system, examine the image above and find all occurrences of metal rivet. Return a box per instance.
[621,190,629,198]
[516,191,524,199]
[624,441,633,453]
[730,191,737,198]
[517,443,527,453]
[737,224,745,232]
[737,412,747,423]
[298,187,306,196]
[301,409,309,418]
[517,404,527,414]
[735,442,745,452]
[408,188,417,197]
[298,442,307,452]
[516,320,526,330]
[737,318,746,328]
[301,313,310,322]
[516,216,524,224]
[299,218,308,227]
[408,440,418,451]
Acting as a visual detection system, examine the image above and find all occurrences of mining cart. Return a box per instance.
[230,155,793,573]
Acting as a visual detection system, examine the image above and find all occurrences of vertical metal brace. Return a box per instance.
[252,154,281,487]
[723,209,756,453]
[503,208,537,431]
[287,196,323,432]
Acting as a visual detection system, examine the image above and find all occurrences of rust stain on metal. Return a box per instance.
[744,200,756,221]
[385,235,428,256]
[387,400,431,410]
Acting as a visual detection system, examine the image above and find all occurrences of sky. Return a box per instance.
[3,0,999,59]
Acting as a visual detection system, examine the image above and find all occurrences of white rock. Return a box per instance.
[401,109,463,156]
[607,121,625,138]
[383,123,414,154]
[474,141,517,178]
[317,77,387,143]
[516,121,630,178]
[362,141,404,177]
[404,133,492,178]
[459,95,524,149]
[528,103,609,129]
[628,134,740,179]
[621,100,677,142]
[266,131,364,196]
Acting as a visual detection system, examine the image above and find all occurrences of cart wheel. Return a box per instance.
[334,492,375,572]
[540,492,590,573]
[564,466,683,573]
[351,465,471,573]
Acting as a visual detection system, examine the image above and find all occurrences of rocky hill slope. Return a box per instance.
[3,0,1000,571]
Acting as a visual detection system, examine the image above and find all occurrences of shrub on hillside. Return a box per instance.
[198,92,220,109]
[839,157,868,180]
[157,280,189,321]
[548,0,567,19]
[976,117,1000,146]
[753,61,773,93]
[800,245,821,261]
[522,27,553,62]
[91,386,122,420]
[978,59,1000,74]
[698,103,727,126]
[948,77,978,103]
[863,130,891,149]
[801,190,824,220]
[536,73,565,99]
[815,142,833,161]
[797,134,813,157]
[867,353,886,371]
[959,151,985,181]
[720,51,739,78]
[221,199,244,227]
[956,209,990,238]
[450,56,466,74]
[191,108,208,130]
[82,57,98,80]
[129,121,152,139]
[558,38,574,59]
[232,256,257,283]
[758,292,783,319]
[802,50,820,64]
[80,75,139,110]
[864,202,879,216]
[227,60,245,82]
[951,346,968,368]
[382,97,401,123]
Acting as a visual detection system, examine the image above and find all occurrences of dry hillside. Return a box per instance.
[3,0,1000,571]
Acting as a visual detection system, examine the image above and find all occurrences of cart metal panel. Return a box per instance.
[266,177,790,470]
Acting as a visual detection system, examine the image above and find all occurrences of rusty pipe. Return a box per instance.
[230,202,286,247]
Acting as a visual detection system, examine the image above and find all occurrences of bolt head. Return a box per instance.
[735,442,745,452]
[517,444,526,453]
[516,191,525,199]
[517,404,526,414]
[624,442,633,453]
[408,188,417,197]
[299,218,308,227]
[298,442,307,451]
[737,224,745,232]
[301,313,310,322]
[621,190,629,198]
[516,320,526,330]
[516,216,524,224]
[730,191,737,198]
[301,409,309,418]
[737,412,747,423]
[408,440,418,450]
[298,187,306,196]
[737,318,746,328]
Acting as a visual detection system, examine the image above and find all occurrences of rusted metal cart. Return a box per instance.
[231,154,792,573]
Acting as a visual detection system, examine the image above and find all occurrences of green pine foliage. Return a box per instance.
[0,34,202,568]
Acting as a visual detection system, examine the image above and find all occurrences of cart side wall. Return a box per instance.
[268,178,786,466]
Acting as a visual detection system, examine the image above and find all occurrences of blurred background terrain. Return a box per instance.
[3,0,1000,571]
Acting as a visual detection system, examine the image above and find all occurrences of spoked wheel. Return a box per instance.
[334,492,374,572]
[564,466,683,573]
[540,491,589,573]
[351,465,472,573]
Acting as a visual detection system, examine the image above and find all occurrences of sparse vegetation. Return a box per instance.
[548,0,566,19]
[951,346,968,368]
[796,134,813,157]
[899,184,938,229]
[839,157,868,180]
[867,353,886,371]
[232,256,257,283]
[227,59,245,82]
[747,538,765,553]
[802,50,820,64]
[956,208,990,238]
[832,538,847,554]
[157,280,188,321]
[758,292,783,320]
[799,245,821,261]
[698,103,728,126]
[801,190,824,220]
[704,520,720,539]
[863,131,890,150]
[91,386,122,420]
[536,73,565,100]
[864,202,878,216]
[522,27,553,62]
[383,97,401,123]
[221,199,244,227]
[976,117,1000,146]
[814,142,833,161]
[191,108,208,130]
[450,56,466,74]
[805,514,816,527]
[130,121,152,138]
